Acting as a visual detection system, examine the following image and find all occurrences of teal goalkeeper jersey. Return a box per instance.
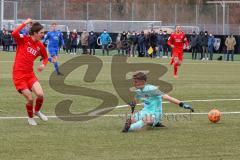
[135,84,164,113]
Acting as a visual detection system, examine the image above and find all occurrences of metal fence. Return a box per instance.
[1,0,240,34]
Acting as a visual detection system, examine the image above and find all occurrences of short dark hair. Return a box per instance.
[29,22,43,35]
[133,72,147,81]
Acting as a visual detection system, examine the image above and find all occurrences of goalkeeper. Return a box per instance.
[122,72,194,132]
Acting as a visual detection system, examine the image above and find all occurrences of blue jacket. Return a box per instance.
[100,32,111,45]
[43,30,65,48]
[208,36,215,47]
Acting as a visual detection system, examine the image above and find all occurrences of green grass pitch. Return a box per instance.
[0,51,240,160]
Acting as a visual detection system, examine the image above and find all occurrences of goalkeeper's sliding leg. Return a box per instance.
[122,111,162,132]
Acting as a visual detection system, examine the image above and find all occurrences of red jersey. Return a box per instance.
[12,23,48,73]
[167,31,188,50]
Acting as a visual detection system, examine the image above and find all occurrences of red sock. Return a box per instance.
[26,103,33,118]
[35,97,44,112]
[174,63,178,76]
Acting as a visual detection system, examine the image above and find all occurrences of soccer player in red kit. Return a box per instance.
[167,25,188,78]
[12,18,48,125]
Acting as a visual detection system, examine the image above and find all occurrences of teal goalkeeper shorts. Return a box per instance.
[133,110,162,127]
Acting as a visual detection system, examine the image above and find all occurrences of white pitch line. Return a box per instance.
[182,98,240,103]
[0,115,122,120]
[115,98,240,109]
[0,111,240,120]
[1,98,240,120]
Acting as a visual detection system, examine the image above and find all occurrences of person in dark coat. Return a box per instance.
[162,31,169,57]
[190,31,198,60]
[156,30,164,58]
[71,29,78,54]
[64,31,72,54]
[2,30,11,51]
[197,31,204,60]
[236,34,240,54]
[120,31,128,56]
[208,33,215,60]
[149,30,157,58]
[129,31,138,57]
[0,29,3,48]
[202,31,209,60]
[88,31,97,55]
[137,31,146,57]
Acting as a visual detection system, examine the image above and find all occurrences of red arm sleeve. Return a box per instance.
[11,23,26,45]
[167,34,173,47]
[39,43,48,66]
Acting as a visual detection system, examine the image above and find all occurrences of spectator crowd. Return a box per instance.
[0,26,240,61]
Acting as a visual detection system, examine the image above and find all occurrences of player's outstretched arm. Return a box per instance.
[23,18,33,25]
[162,94,194,112]
[162,94,180,105]
[12,18,32,34]
[12,18,33,44]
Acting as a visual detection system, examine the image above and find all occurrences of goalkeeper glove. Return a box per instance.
[179,102,194,112]
[128,101,136,114]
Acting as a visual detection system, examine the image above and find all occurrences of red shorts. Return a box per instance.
[12,71,38,92]
[172,48,183,61]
